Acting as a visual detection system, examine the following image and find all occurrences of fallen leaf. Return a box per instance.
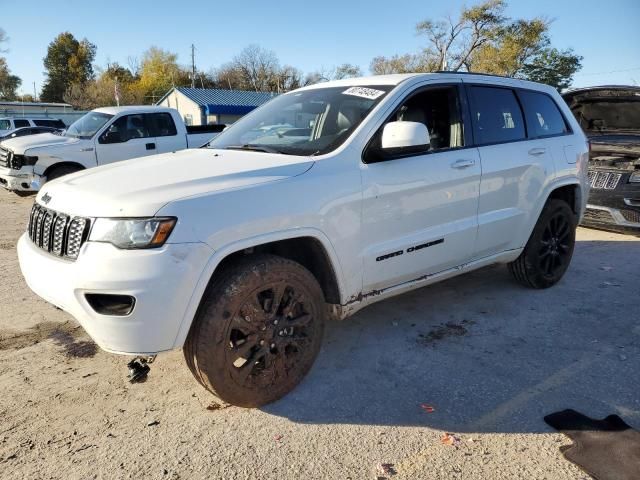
[274,434,283,441]
[441,432,460,446]
[420,403,435,413]
[376,463,396,476]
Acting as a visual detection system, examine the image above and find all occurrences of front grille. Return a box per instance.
[27,203,90,260]
[588,170,622,190]
[583,208,615,224]
[620,209,640,224]
[0,146,10,168]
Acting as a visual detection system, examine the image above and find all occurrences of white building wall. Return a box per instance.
[158,90,203,126]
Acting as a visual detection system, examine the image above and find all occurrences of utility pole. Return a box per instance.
[191,44,196,88]
[33,82,37,102]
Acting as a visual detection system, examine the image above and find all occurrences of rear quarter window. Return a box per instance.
[148,113,177,137]
[469,86,526,145]
[518,91,568,138]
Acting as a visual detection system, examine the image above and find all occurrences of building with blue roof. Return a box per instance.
[156,87,277,126]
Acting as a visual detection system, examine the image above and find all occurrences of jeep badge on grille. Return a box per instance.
[41,193,52,204]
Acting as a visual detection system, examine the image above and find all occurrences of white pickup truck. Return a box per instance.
[0,106,221,194]
[17,73,588,407]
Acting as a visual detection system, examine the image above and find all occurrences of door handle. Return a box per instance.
[450,159,475,169]
[528,147,546,156]
[146,142,156,150]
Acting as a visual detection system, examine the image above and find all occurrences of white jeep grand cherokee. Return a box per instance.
[18,73,589,406]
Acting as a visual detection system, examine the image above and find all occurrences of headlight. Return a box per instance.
[9,153,38,170]
[89,217,176,249]
[629,171,640,183]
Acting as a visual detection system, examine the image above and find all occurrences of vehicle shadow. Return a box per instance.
[263,237,640,433]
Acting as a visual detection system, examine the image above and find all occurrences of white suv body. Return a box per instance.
[17,73,589,406]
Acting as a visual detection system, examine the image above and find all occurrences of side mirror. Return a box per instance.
[381,121,430,150]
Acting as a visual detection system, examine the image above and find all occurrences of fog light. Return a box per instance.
[85,293,136,316]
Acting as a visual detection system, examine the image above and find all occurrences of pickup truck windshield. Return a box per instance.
[65,112,114,139]
[209,85,393,156]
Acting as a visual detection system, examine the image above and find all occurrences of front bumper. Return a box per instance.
[0,166,42,192]
[17,233,213,354]
[581,170,640,232]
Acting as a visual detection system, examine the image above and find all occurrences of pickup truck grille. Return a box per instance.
[28,203,90,260]
[0,146,10,168]
[587,170,622,190]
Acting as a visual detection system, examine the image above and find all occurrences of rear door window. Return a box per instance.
[469,86,526,145]
[13,119,30,128]
[518,90,568,138]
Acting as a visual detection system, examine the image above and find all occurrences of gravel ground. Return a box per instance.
[0,188,638,479]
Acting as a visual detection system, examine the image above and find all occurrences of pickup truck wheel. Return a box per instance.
[46,164,82,182]
[184,254,325,407]
[508,199,576,289]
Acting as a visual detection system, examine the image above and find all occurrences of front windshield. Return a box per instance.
[209,85,393,156]
[65,112,114,139]
[0,120,11,130]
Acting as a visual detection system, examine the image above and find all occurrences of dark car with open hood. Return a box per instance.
[563,86,640,234]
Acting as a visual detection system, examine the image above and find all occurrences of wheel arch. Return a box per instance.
[42,161,86,179]
[172,229,346,349]
[521,179,582,248]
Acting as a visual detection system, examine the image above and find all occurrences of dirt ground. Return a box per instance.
[1,188,638,479]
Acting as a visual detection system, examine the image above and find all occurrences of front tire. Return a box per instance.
[508,199,577,289]
[184,254,326,407]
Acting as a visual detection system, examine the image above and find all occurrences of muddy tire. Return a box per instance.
[508,199,577,289]
[46,164,83,182]
[184,254,326,407]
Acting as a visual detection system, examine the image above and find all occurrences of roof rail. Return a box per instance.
[435,70,513,79]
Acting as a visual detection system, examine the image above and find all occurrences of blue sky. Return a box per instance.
[1,0,639,96]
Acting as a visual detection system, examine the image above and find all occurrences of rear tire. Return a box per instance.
[46,164,83,182]
[184,254,326,407]
[508,199,577,289]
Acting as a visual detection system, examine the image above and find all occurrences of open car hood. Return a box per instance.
[562,86,640,136]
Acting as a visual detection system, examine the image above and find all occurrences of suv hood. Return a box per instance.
[36,148,314,217]
[562,86,640,135]
[1,132,79,153]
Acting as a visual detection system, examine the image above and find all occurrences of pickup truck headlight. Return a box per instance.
[89,217,177,249]
[629,171,640,183]
[9,153,38,170]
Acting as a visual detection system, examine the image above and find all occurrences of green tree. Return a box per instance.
[64,63,143,109]
[520,48,583,91]
[0,57,21,100]
[41,32,96,102]
[135,47,189,102]
[0,28,21,100]
[370,0,582,88]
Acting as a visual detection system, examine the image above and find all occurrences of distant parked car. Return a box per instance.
[563,86,640,233]
[0,126,63,144]
[0,117,66,136]
[0,106,221,194]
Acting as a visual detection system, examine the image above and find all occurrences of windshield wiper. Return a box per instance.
[225,144,285,154]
